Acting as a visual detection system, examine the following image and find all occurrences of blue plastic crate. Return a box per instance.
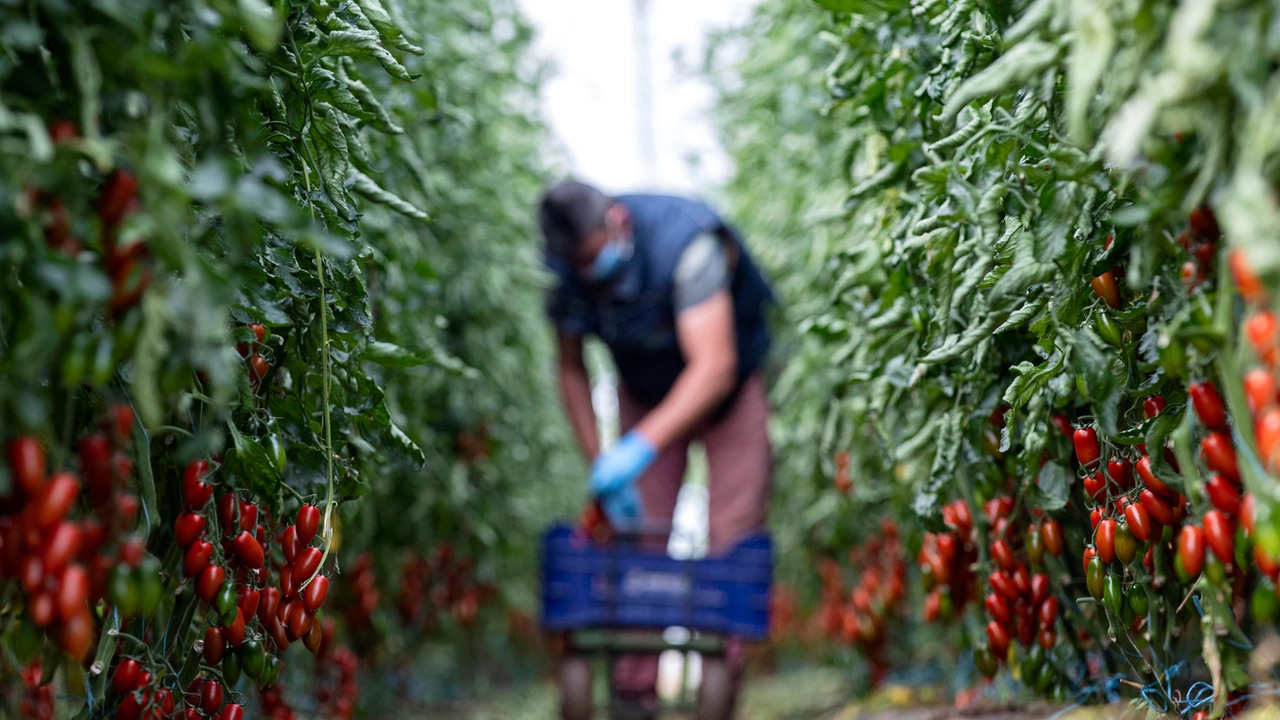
[540,524,772,641]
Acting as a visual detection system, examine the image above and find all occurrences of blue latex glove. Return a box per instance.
[601,482,645,526]
[590,430,658,497]
[590,430,657,524]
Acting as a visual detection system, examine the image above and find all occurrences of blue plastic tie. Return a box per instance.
[1183,682,1216,711]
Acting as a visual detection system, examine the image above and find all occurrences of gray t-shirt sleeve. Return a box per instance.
[673,233,729,313]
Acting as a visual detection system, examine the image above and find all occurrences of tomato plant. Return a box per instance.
[0,0,578,715]
[713,0,1280,711]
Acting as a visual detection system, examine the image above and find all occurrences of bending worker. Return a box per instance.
[539,180,775,720]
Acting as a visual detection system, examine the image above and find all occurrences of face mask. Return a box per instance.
[585,234,631,282]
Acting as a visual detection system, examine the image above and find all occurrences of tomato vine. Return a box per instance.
[715,0,1280,712]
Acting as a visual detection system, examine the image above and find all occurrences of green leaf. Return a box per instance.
[323,29,417,82]
[913,409,961,522]
[1070,328,1126,435]
[355,0,424,54]
[349,169,429,221]
[363,341,428,368]
[235,0,282,51]
[306,103,351,213]
[1030,461,1070,511]
[226,424,283,500]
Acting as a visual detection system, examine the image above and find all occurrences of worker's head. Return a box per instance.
[539,181,632,283]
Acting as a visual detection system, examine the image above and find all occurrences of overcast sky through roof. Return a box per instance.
[515,0,759,196]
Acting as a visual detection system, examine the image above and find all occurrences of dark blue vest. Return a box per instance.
[550,194,774,407]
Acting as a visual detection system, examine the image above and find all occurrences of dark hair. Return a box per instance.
[538,180,612,258]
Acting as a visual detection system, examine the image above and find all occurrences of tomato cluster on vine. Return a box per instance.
[920,499,979,623]
[1,405,152,664]
[811,519,906,685]
[397,544,491,632]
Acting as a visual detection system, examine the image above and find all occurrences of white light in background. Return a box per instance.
[516,0,759,195]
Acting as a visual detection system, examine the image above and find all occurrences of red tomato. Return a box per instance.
[56,563,89,620]
[1107,458,1132,488]
[288,602,314,640]
[1051,415,1074,437]
[184,540,214,579]
[281,525,300,564]
[986,620,1010,655]
[238,501,258,533]
[1095,519,1117,564]
[1143,395,1166,419]
[1258,408,1280,471]
[98,170,139,228]
[8,436,46,496]
[1041,520,1064,556]
[112,658,142,693]
[1016,608,1035,648]
[200,679,223,714]
[78,433,113,506]
[1189,206,1220,240]
[1039,596,1059,626]
[196,565,226,605]
[258,587,281,626]
[231,531,264,570]
[1245,369,1278,416]
[1083,472,1106,502]
[48,120,78,142]
[1231,249,1265,304]
[29,590,55,627]
[1256,544,1280,577]
[303,575,329,613]
[1201,432,1240,484]
[293,547,322,581]
[1090,508,1102,530]
[183,460,212,511]
[248,324,266,344]
[1073,427,1101,466]
[280,565,295,599]
[990,540,1015,572]
[1038,627,1057,649]
[1178,526,1205,577]
[216,493,238,536]
[1082,546,1097,575]
[42,521,82,575]
[304,617,324,654]
[237,586,260,620]
[1203,510,1235,565]
[174,512,206,549]
[989,571,1020,601]
[296,504,321,546]
[1189,382,1228,430]
[225,608,246,647]
[59,608,93,660]
[1136,456,1176,499]
[1124,502,1153,543]
[1029,573,1050,606]
[248,355,270,384]
[204,626,225,665]
[1243,493,1257,535]
[1012,564,1030,596]
[1140,489,1176,526]
[985,593,1012,625]
[1247,311,1279,366]
[219,704,244,720]
[1091,272,1121,309]
[1204,475,1242,515]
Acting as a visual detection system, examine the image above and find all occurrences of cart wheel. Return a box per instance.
[696,657,735,720]
[558,654,593,720]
